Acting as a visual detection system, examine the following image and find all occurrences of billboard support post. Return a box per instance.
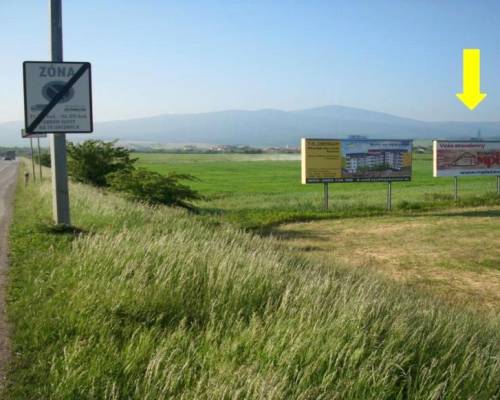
[49,0,71,226]
[29,138,36,183]
[497,176,499,195]
[37,137,43,182]
[387,181,392,211]
[323,182,329,210]
[454,176,459,202]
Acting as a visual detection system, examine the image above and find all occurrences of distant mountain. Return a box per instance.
[2,105,500,147]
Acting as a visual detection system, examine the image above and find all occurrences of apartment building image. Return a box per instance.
[344,150,405,173]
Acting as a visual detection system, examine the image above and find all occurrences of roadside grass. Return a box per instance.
[136,153,500,230]
[4,165,500,399]
[275,207,500,311]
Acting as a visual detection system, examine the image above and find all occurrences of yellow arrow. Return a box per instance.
[456,49,487,110]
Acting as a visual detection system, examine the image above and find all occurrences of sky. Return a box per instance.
[2,0,500,123]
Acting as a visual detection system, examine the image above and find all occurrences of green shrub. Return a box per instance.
[67,140,136,187]
[108,168,202,210]
[34,152,51,167]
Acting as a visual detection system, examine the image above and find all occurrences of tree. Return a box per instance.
[34,152,51,167]
[108,168,202,211]
[67,140,137,187]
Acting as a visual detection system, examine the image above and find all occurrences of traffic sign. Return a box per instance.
[23,61,93,134]
[21,129,47,139]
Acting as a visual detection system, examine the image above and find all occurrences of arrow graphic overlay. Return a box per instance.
[456,49,487,110]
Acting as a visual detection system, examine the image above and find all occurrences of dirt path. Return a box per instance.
[0,161,18,390]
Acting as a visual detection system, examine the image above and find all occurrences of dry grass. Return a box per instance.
[276,206,500,311]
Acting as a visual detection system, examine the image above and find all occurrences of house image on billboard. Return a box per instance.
[451,151,477,167]
[344,150,405,173]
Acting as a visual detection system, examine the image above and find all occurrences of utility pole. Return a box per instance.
[49,0,71,225]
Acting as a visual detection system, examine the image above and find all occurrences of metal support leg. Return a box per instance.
[323,182,329,210]
[387,181,392,211]
[37,137,43,182]
[30,138,36,183]
[454,176,459,202]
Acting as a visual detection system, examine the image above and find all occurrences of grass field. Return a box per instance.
[5,163,500,399]
[137,152,500,311]
[137,153,500,229]
[277,206,500,311]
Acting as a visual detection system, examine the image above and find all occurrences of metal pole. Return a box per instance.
[49,0,71,225]
[30,138,36,183]
[454,176,458,202]
[497,176,500,195]
[323,182,329,210]
[37,137,43,182]
[387,181,392,211]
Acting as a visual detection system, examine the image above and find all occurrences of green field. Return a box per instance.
[137,153,500,229]
[5,164,500,399]
[136,152,500,311]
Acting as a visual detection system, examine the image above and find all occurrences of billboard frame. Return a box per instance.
[302,138,413,184]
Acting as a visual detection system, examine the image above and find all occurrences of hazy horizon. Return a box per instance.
[2,1,500,125]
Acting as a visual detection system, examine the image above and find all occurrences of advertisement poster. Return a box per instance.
[433,140,500,177]
[302,138,413,183]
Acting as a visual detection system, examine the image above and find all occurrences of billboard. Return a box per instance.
[301,138,413,183]
[433,140,500,177]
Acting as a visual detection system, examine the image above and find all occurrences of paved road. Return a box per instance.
[0,160,18,389]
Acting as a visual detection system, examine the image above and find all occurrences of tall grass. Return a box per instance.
[5,176,500,399]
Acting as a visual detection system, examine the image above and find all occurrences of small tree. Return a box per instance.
[108,168,202,210]
[34,152,51,167]
[67,140,136,187]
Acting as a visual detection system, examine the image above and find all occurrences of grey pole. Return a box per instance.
[49,0,71,225]
[497,176,499,195]
[454,176,459,202]
[37,137,43,182]
[323,182,329,210]
[30,138,36,182]
[387,181,392,211]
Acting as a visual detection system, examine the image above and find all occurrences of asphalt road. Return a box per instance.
[0,160,18,389]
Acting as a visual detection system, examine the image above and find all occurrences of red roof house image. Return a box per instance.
[451,151,477,167]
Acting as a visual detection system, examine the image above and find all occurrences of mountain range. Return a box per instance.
[1,105,499,147]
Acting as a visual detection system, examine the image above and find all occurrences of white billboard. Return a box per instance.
[433,140,500,177]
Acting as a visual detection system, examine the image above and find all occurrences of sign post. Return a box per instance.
[29,138,36,182]
[21,129,46,184]
[50,0,70,226]
[22,0,93,226]
[37,137,43,182]
[323,182,329,210]
[387,181,392,211]
[454,176,459,202]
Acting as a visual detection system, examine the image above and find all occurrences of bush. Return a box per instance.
[108,168,202,210]
[67,140,136,187]
[34,152,51,167]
